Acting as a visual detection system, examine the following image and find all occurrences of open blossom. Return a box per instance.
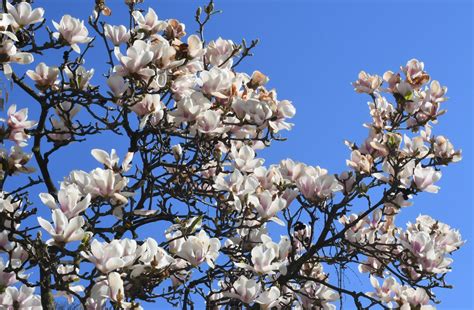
[53,15,93,53]
[296,166,343,201]
[402,58,430,88]
[128,93,165,128]
[169,91,211,124]
[205,37,235,68]
[413,164,441,193]
[37,209,85,245]
[82,238,142,274]
[236,242,281,274]
[131,238,174,277]
[200,67,234,98]
[176,230,220,268]
[352,71,382,94]
[224,275,261,304]
[298,281,340,309]
[107,74,129,98]
[114,40,155,78]
[195,109,224,135]
[0,285,41,309]
[346,150,373,174]
[0,39,33,76]
[104,24,130,46]
[91,148,133,172]
[3,105,37,146]
[187,34,204,59]
[250,191,287,225]
[231,145,264,172]
[26,62,59,90]
[6,2,44,29]
[65,65,94,90]
[132,8,166,34]
[0,146,34,176]
[39,184,91,219]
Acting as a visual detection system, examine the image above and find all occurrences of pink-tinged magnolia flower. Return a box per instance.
[128,93,165,129]
[0,13,18,41]
[3,105,37,146]
[131,238,174,277]
[402,135,429,158]
[298,281,340,309]
[26,62,59,90]
[39,184,91,219]
[0,39,33,77]
[91,148,133,172]
[0,258,17,287]
[412,164,441,193]
[0,146,35,175]
[0,285,41,309]
[402,58,430,88]
[433,135,462,163]
[6,2,44,29]
[224,275,261,304]
[114,40,155,78]
[398,286,435,310]
[236,243,281,275]
[132,8,166,34]
[250,191,287,225]
[187,34,204,59]
[256,287,281,309]
[81,238,142,274]
[169,91,211,124]
[346,150,373,174]
[232,97,273,126]
[231,145,264,172]
[107,74,129,98]
[368,276,399,304]
[52,15,93,53]
[200,67,234,98]
[65,65,94,90]
[296,166,343,201]
[104,24,130,46]
[176,230,220,268]
[37,209,85,245]
[352,71,382,94]
[195,110,224,135]
[205,37,235,68]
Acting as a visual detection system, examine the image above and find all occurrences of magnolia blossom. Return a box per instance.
[200,67,234,98]
[114,40,155,78]
[3,105,37,146]
[236,242,282,275]
[128,93,165,128]
[225,275,261,304]
[107,74,129,98]
[132,8,166,34]
[352,71,382,94]
[250,191,287,225]
[402,58,430,88]
[0,39,33,76]
[104,24,130,46]
[132,238,174,277]
[413,164,441,193]
[231,145,264,172]
[53,15,93,53]
[205,37,235,68]
[65,65,94,90]
[176,230,220,268]
[169,91,211,124]
[296,166,342,201]
[91,148,133,172]
[0,285,41,309]
[37,209,85,245]
[39,184,91,219]
[26,62,59,90]
[6,2,44,29]
[346,150,373,174]
[195,109,224,135]
[82,238,142,274]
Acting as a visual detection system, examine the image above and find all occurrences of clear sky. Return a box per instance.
[6,0,473,309]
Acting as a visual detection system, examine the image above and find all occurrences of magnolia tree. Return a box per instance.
[0,0,465,309]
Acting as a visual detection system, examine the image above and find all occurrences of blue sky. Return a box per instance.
[5,0,473,308]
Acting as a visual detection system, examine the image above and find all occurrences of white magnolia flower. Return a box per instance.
[26,62,59,90]
[413,164,441,193]
[0,39,33,77]
[132,8,166,34]
[107,74,129,98]
[0,285,41,309]
[187,34,204,59]
[114,40,155,78]
[3,105,37,146]
[37,209,85,245]
[225,275,261,304]
[231,145,264,172]
[91,148,133,172]
[128,93,165,129]
[104,24,130,46]
[352,71,382,94]
[82,238,142,274]
[53,15,93,53]
[169,91,211,124]
[39,184,90,219]
[205,37,235,68]
[176,230,220,268]
[250,191,287,225]
[65,65,94,90]
[200,67,234,98]
[6,2,44,29]
[236,243,281,275]
[195,110,224,135]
